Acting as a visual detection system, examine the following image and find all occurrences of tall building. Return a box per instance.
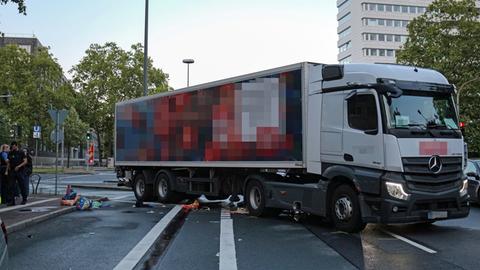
[336,0,480,64]
[0,35,44,54]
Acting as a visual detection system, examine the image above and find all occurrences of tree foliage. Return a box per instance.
[71,42,170,163]
[0,44,86,151]
[397,0,480,153]
[0,0,26,14]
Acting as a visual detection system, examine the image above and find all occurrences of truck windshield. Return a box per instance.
[383,91,458,130]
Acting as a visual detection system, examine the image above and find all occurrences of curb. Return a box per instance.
[114,205,184,270]
[70,184,130,191]
[6,206,76,234]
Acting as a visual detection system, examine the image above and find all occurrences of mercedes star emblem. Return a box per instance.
[428,155,442,174]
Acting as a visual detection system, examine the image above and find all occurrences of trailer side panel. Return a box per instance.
[116,69,303,163]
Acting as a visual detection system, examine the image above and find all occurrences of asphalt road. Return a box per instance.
[157,205,480,270]
[8,171,480,270]
[8,197,171,270]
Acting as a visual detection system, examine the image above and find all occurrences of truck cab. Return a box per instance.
[303,63,469,231]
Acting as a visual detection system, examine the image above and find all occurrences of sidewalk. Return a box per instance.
[0,195,75,233]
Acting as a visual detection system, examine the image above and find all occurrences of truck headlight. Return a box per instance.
[459,180,468,197]
[386,182,410,200]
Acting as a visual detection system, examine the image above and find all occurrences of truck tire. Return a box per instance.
[133,173,153,202]
[246,180,266,216]
[331,184,366,233]
[155,172,182,203]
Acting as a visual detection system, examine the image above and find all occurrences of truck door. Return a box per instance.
[342,89,384,170]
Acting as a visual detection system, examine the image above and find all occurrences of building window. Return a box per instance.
[363,18,409,28]
[338,0,351,13]
[339,55,352,64]
[339,41,351,53]
[362,3,428,15]
[339,27,351,39]
[363,33,409,44]
[338,12,351,25]
[363,48,397,57]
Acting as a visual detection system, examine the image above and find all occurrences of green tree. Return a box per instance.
[397,0,480,153]
[71,42,170,164]
[0,44,75,152]
[64,107,88,167]
[0,0,26,14]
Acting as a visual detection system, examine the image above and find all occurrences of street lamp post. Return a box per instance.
[183,59,194,87]
[143,0,149,96]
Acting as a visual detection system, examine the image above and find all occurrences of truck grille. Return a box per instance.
[402,157,463,193]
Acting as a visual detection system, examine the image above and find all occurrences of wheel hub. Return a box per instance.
[136,179,145,196]
[159,179,168,198]
[335,196,353,221]
[249,186,262,210]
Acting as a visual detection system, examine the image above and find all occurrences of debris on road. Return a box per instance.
[182,200,200,212]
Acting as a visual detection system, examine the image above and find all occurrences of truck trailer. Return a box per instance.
[115,62,469,232]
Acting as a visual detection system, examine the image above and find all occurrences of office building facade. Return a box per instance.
[337,0,480,64]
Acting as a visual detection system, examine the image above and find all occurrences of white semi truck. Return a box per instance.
[115,62,469,232]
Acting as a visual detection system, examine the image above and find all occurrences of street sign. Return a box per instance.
[33,125,41,139]
[50,129,64,144]
[48,109,69,125]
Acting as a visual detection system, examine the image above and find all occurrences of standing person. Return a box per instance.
[0,144,10,205]
[8,141,28,205]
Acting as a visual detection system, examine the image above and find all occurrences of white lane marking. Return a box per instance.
[0,198,58,213]
[219,209,238,270]
[382,229,437,254]
[113,205,182,270]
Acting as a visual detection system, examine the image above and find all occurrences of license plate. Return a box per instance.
[428,211,448,219]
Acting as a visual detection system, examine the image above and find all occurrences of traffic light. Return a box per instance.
[86,131,92,140]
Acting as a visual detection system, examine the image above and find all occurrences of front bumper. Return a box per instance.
[360,174,470,224]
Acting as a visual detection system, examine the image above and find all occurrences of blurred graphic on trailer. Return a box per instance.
[116,70,303,162]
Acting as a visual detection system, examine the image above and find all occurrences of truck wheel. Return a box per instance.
[156,172,182,203]
[133,173,153,202]
[246,180,266,216]
[331,184,366,233]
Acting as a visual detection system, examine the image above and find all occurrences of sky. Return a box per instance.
[0,0,338,89]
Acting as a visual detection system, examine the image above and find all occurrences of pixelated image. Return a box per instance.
[115,69,302,162]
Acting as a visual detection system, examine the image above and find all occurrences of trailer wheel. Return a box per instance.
[246,180,266,216]
[331,184,366,233]
[133,173,153,202]
[156,172,182,203]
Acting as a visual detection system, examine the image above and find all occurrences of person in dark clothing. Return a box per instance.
[8,141,28,205]
[0,144,10,204]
